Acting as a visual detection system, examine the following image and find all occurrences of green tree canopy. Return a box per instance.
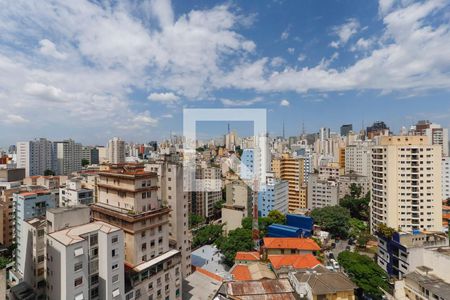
[310,206,351,238]
[189,214,205,228]
[192,224,223,248]
[216,227,253,266]
[338,251,389,299]
[267,210,286,225]
[376,223,396,239]
[339,191,370,221]
[81,159,90,167]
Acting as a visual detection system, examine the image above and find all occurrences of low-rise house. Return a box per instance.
[234,251,260,264]
[215,278,298,300]
[288,266,357,300]
[268,254,321,271]
[263,237,320,258]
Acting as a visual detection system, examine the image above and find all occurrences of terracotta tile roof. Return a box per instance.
[268,254,321,270]
[231,265,252,281]
[263,238,320,251]
[235,251,260,261]
[194,267,224,282]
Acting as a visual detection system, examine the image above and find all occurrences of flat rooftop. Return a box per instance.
[47,205,90,214]
[48,221,121,246]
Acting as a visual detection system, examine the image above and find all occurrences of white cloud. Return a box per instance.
[148,92,180,103]
[281,29,289,40]
[24,82,66,102]
[280,99,290,106]
[39,39,67,60]
[330,18,360,48]
[350,38,374,51]
[3,114,29,124]
[287,47,295,54]
[297,53,306,62]
[270,57,285,67]
[221,97,263,107]
[379,0,396,15]
[161,114,173,118]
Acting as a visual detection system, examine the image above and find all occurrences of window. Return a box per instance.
[91,274,99,285]
[142,255,147,261]
[74,277,83,287]
[112,263,119,270]
[142,243,147,250]
[142,192,146,199]
[112,235,118,244]
[91,287,99,298]
[112,249,118,258]
[90,234,98,246]
[112,274,119,283]
[141,231,146,238]
[91,247,98,258]
[74,262,83,272]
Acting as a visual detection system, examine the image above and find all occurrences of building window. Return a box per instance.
[112,263,118,270]
[74,262,83,272]
[91,274,99,285]
[112,235,118,244]
[112,274,119,283]
[91,287,99,298]
[74,277,83,287]
[90,234,98,246]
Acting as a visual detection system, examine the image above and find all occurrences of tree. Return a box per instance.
[339,192,370,221]
[189,214,205,228]
[267,210,286,225]
[349,183,363,198]
[348,218,368,239]
[0,256,11,269]
[338,251,389,299]
[241,217,252,230]
[310,206,351,238]
[357,230,371,248]
[81,159,89,167]
[192,224,223,248]
[44,169,55,176]
[216,227,253,266]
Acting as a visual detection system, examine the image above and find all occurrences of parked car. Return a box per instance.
[332,260,340,270]
[328,252,335,260]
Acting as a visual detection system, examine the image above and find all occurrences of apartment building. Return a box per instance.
[370,136,442,232]
[16,138,54,177]
[338,174,370,199]
[307,174,338,209]
[442,157,450,200]
[272,153,307,211]
[222,180,252,234]
[54,139,82,175]
[191,166,222,220]
[145,159,192,278]
[258,174,289,217]
[13,190,56,282]
[90,165,182,300]
[345,142,372,177]
[59,178,93,207]
[46,221,124,300]
[107,137,126,164]
[411,120,449,156]
[0,186,21,247]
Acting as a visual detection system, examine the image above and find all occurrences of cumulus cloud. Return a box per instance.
[330,18,360,48]
[221,97,263,107]
[38,39,67,60]
[3,114,29,124]
[148,92,180,103]
[280,99,290,106]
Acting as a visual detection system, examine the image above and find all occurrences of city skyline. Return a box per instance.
[1,0,450,146]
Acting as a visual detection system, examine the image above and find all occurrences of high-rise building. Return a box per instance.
[145,158,192,278]
[366,121,390,139]
[411,120,449,156]
[90,165,182,300]
[340,124,353,137]
[54,139,82,175]
[46,221,125,300]
[273,153,307,211]
[307,174,338,209]
[345,142,372,177]
[258,174,289,217]
[16,138,54,177]
[107,137,126,164]
[442,157,450,200]
[370,136,442,232]
[190,166,222,220]
[221,180,252,234]
[12,190,56,284]
[81,146,99,165]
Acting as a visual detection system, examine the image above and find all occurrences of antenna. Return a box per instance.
[282,121,285,139]
[228,123,230,134]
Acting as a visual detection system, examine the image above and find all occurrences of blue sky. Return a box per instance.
[1,0,450,146]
